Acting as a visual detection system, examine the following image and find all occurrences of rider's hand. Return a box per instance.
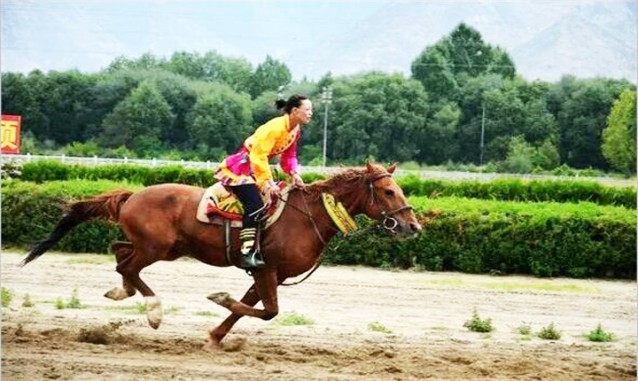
[291,173,304,187]
[262,181,281,200]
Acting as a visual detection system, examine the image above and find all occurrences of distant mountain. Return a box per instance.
[513,14,636,82]
[301,0,637,83]
[1,0,636,83]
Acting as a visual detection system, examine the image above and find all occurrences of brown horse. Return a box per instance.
[21,162,421,348]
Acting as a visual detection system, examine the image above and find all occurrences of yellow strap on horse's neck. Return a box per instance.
[321,193,358,236]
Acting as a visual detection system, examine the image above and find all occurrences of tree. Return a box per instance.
[1,71,48,142]
[326,72,428,163]
[201,51,254,94]
[185,84,252,160]
[419,103,461,164]
[164,51,206,79]
[250,56,291,98]
[602,89,637,174]
[99,81,175,157]
[411,23,516,102]
[501,136,535,173]
[38,70,98,145]
[534,138,560,170]
[552,78,633,169]
[107,53,163,72]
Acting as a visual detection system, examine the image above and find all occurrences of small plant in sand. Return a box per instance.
[55,288,84,309]
[537,322,561,340]
[55,297,65,310]
[21,293,34,308]
[516,322,532,335]
[464,308,493,333]
[586,324,613,342]
[135,302,147,314]
[276,311,314,326]
[1,287,12,307]
[368,321,392,334]
[67,288,83,309]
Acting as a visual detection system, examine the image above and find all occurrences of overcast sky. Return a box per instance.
[1,0,635,82]
[1,0,388,77]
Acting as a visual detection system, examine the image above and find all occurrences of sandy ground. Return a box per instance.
[1,251,636,380]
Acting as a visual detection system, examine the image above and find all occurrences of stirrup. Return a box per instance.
[240,251,266,269]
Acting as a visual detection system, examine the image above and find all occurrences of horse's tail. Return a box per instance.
[20,190,134,267]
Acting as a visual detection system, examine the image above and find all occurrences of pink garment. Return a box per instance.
[214,130,299,187]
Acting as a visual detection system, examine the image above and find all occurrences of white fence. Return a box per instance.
[0,153,634,187]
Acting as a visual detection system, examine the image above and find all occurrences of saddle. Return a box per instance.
[196,182,289,229]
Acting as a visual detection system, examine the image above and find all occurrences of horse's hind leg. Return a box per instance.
[104,242,137,301]
[115,243,168,329]
[206,285,260,349]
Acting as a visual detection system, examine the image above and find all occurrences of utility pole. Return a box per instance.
[480,102,485,166]
[321,86,332,168]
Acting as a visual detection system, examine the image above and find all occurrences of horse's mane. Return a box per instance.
[303,165,389,199]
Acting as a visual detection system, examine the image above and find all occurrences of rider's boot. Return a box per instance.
[239,227,266,269]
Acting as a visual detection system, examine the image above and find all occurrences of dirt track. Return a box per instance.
[1,251,636,380]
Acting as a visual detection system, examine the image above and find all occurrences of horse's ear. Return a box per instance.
[387,162,397,174]
[366,161,374,173]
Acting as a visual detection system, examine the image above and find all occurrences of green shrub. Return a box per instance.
[1,179,138,252]
[22,294,34,308]
[2,287,13,307]
[463,309,493,333]
[586,324,613,342]
[537,323,561,340]
[56,288,84,309]
[275,311,314,326]
[328,196,636,279]
[368,321,392,333]
[516,322,532,335]
[2,179,635,280]
[14,160,635,208]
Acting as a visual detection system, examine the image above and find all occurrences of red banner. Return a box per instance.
[1,114,21,154]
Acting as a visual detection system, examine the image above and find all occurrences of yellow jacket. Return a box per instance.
[244,115,300,186]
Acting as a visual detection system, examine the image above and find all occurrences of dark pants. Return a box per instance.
[229,184,264,228]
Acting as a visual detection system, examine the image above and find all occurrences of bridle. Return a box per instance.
[367,173,413,233]
[274,172,413,286]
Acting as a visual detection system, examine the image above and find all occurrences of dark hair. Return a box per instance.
[275,94,308,114]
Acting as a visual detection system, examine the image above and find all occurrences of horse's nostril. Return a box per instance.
[410,222,422,232]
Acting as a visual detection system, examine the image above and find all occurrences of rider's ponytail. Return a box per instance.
[274,94,308,113]
[274,99,286,110]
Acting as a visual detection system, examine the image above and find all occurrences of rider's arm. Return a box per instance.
[248,124,279,189]
[279,130,299,177]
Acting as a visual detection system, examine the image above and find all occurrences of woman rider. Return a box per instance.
[214,94,313,269]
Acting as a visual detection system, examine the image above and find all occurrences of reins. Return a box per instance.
[278,190,329,286]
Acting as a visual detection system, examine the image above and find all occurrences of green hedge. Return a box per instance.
[1,180,140,252]
[18,160,215,187]
[9,160,636,208]
[397,175,636,209]
[326,197,636,279]
[2,180,635,279]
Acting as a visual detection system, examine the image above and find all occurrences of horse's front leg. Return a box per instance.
[207,269,279,320]
[206,284,260,349]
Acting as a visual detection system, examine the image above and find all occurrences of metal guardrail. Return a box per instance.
[0,153,635,187]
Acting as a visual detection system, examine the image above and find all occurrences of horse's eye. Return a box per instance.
[384,189,395,198]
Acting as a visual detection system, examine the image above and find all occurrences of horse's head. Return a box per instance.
[363,162,421,236]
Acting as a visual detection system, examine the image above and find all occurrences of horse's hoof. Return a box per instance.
[207,292,230,306]
[145,296,162,330]
[104,287,134,301]
[203,339,221,351]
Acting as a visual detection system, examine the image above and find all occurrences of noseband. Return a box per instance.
[367,173,413,233]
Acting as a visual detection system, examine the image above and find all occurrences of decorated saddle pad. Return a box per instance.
[196,182,290,229]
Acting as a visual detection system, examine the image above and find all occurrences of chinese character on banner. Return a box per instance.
[1,114,21,154]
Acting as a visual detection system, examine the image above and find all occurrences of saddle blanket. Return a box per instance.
[196,182,289,229]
